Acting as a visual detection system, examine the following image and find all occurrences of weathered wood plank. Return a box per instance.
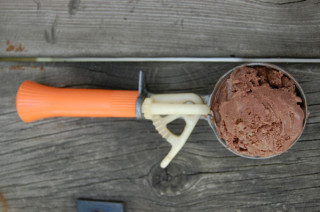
[0,0,320,57]
[0,62,319,212]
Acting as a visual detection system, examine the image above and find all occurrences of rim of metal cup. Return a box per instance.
[207,63,308,159]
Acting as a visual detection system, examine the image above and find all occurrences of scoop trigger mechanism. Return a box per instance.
[142,93,209,168]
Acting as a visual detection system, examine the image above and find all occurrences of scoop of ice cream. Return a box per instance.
[212,65,305,157]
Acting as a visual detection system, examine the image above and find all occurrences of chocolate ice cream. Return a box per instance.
[212,65,305,157]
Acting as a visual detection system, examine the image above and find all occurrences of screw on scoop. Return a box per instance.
[16,71,209,168]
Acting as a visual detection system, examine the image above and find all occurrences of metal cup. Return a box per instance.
[207,63,308,159]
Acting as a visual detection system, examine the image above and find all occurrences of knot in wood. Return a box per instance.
[148,162,194,196]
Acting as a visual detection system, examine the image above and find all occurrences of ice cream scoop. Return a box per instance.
[16,63,308,168]
[16,71,209,168]
[208,63,308,159]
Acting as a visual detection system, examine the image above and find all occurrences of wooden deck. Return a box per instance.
[1,0,320,58]
[0,0,320,212]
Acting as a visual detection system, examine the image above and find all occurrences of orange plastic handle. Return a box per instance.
[16,81,139,123]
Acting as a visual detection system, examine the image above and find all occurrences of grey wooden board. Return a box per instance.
[1,0,320,57]
[0,62,319,212]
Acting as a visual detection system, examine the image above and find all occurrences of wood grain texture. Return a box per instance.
[0,0,320,57]
[0,62,319,212]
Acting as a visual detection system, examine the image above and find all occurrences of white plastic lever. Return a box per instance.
[141,93,209,168]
